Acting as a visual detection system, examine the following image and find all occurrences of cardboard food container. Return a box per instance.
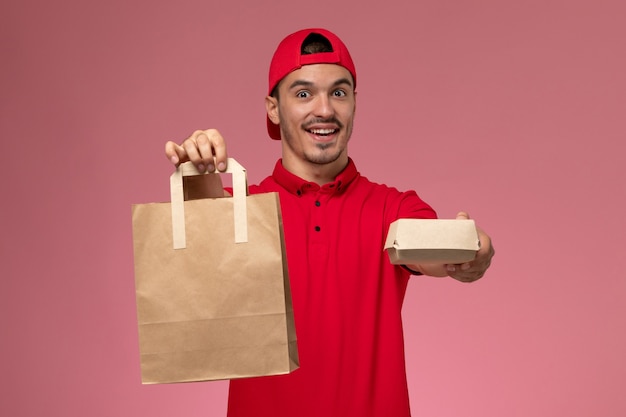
[384,219,480,265]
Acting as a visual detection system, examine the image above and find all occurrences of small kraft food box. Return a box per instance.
[384,219,480,265]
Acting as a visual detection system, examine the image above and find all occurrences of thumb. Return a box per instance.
[165,141,187,166]
[456,211,470,220]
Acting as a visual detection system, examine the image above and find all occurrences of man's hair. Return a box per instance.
[301,33,333,55]
[271,34,334,99]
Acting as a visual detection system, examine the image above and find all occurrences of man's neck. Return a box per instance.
[281,154,349,185]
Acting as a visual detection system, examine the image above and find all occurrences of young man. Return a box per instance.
[165,28,494,417]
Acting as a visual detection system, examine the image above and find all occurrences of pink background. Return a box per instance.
[2,0,625,416]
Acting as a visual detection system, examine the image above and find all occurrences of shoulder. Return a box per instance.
[248,175,278,195]
[352,175,438,220]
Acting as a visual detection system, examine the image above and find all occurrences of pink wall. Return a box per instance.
[2,0,625,416]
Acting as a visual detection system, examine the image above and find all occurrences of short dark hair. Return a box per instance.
[301,33,333,55]
[271,34,334,99]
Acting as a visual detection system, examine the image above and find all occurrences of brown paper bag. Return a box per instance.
[132,159,298,384]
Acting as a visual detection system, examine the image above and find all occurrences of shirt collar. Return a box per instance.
[272,158,359,196]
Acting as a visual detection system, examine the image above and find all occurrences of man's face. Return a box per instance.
[266,64,356,167]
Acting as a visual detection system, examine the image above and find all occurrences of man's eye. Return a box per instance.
[333,90,347,97]
[296,91,311,98]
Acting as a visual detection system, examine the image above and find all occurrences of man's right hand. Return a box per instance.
[165,129,229,173]
[165,129,229,199]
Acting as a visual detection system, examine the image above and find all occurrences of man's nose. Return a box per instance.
[313,95,334,118]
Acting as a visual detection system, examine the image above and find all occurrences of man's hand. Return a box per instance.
[165,129,229,173]
[165,129,229,199]
[446,211,495,283]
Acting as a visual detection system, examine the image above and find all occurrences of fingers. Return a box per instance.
[448,235,494,283]
[165,141,186,166]
[447,255,488,282]
[205,129,228,171]
[166,129,228,172]
[449,269,485,283]
[446,262,480,283]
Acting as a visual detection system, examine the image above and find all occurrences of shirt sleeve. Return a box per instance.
[396,190,438,220]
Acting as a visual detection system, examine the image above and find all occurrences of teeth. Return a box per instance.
[309,128,336,135]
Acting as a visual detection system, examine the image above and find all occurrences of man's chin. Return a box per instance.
[304,149,344,166]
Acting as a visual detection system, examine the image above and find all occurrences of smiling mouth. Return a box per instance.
[307,128,337,136]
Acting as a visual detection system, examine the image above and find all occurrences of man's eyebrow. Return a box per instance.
[332,78,353,88]
[287,77,354,90]
[287,80,314,90]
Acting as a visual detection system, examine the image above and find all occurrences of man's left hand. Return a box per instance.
[446,211,495,283]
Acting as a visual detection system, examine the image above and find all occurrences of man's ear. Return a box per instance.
[265,96,279,125]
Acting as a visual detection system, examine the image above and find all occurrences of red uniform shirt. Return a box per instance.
[227,159,437,417]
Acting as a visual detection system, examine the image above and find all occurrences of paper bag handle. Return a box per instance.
[170,158,248,249]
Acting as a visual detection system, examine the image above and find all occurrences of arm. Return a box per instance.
[406,212,495,283]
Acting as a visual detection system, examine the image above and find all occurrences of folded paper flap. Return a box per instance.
[385,219,480,250]
[171,159,248,248]
[140,343,298,384]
